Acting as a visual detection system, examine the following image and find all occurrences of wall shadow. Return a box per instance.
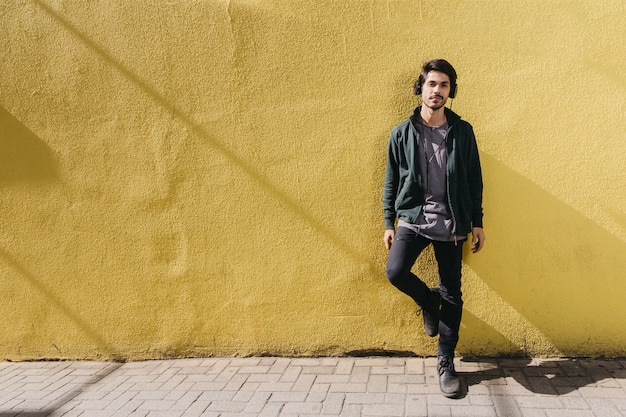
[458,310,527,357]
[466,154,626,356]
[24,1,626,359]
[0,248,122,360]
[0,107,57,182]
[458,357,621,397]
[30,0,376,273]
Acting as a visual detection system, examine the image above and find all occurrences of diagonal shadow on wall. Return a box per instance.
[0,107,57,183]
[25,1,626,359]
[465,154,626,356]
[0,248,122,360]
[30,0,376,273]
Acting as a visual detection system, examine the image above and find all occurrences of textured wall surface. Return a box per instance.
[1,0,625,360]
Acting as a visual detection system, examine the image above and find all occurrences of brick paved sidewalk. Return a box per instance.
[1,357,625,417]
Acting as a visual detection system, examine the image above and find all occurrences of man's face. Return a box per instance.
[421,71,452,110]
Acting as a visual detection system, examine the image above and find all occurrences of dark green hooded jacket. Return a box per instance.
[382,106,484,236]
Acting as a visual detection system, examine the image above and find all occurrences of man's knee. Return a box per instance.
[385,264,406,287]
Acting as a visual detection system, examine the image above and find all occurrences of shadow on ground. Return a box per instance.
[0,363,121,417]
[457,357,624,398]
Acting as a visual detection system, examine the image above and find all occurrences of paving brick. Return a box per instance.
[268,358,291,374]
[344,392,386,404]
[316,374,351,384]
[189,380,227,391]
[50,409,85,417]
[268,391,308,402]
[492,394,524,417]
[451,404,497,416]
[335,359,355,375]
[406,358,425,375]
[137,400,176,411]
[181,399,211,417]
[246,373,281,383]
[371,366,405,375]
[489,384,535,396]
[133,390,168,401]
[195,390,235,402]
[146,411,184,417]
[292,374,316,392]
[301,366,336,374]
[206,399,247,412]
[516,396,565,409]
[578,386,626,399]
[367,374,387,392]
[543,410,594,417]
[223,373,248,390]
[584,398,624,417]
[362,402,404,416]
[427,404,452,416]
[243,391,272,413]
[306,391,327,402]
[388,382,408,393]
[329,382,367,393]
[278,365,302,382]
[258,401,284,417]
[112,410,149,417]
[291,358,323,366]
[220,413,257,417]
[104,390,139,410]
[321,392,344,414]
[405,394,427,417]
[349,365,371,383]
[471,394,495,406]
[239,381,261,391]
[156,374,187,391]
[281,401,323,414]
[354,358,390,367]
[559,396,590,409]
[258,382,294,392]
[238,365,271,374]
[310,382,330,392]
[0,357,624,417]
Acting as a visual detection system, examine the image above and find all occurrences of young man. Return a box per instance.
[382,59,485,398]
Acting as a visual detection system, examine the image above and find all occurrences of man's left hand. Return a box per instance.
[471,227,485,253]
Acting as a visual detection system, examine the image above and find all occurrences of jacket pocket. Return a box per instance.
[396,180,422,210]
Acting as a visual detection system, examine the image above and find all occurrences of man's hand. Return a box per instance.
[471,227,485,253]
[384,229,395,250]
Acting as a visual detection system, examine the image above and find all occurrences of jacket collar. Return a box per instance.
[410,106,461,127]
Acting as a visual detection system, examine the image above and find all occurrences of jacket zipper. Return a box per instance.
[444,124,458,246]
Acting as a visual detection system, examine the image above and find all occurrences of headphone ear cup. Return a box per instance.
[414,82,422,96]
[414,76,423,96]
[450,83,457,98]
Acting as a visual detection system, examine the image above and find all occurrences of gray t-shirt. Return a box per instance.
[399,121,466,242]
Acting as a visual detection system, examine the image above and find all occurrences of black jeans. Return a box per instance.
[385,226,464,357]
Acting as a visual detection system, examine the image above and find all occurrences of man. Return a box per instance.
[382,59,485,398]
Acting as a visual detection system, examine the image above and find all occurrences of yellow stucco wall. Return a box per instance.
[1,0,625,361]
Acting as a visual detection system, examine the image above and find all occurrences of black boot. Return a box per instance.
[419,287,441,337]
[438,355,461,398]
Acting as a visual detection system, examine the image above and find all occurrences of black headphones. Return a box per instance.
[414,76,457,98]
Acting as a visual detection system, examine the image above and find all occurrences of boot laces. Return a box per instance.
[438,356,455,374]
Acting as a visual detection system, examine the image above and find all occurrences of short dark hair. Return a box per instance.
[414,59,458,97]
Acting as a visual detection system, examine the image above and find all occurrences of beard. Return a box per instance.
[424,95,447,110]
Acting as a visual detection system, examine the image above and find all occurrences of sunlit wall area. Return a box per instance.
[1,1,624,360]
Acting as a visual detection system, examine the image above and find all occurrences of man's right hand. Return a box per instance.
[384,229,395,250]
